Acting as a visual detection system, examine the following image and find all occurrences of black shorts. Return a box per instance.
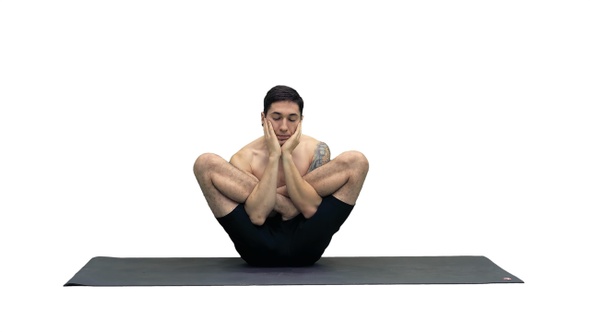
[216,195,354,267]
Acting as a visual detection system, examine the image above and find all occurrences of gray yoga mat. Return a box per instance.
[64,256,523,286]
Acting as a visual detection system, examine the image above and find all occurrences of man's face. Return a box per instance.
[262,101,302,145]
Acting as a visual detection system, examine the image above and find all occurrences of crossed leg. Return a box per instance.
[193,153,256,218]
[193,150,369,219]
[307,150,369,205]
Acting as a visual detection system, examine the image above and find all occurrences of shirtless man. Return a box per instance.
[193,85,369,266]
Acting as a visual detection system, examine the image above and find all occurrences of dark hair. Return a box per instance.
[263,85,304,115]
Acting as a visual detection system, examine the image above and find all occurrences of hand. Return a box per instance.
[281,121,302,156]
[263,116,281,158]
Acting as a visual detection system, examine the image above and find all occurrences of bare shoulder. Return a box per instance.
[301,135,331,172]
[229,137,264,172]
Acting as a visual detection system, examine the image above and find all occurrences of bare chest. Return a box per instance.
[251,154,310,187]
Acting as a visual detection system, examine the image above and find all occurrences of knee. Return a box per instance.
[193,153,220,177]
[340,150,369,173]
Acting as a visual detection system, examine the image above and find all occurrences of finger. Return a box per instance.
[295,122,302,139]
[267,120,277,138]
[263,119,271,138]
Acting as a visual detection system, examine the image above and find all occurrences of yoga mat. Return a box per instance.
[64,256,523,286]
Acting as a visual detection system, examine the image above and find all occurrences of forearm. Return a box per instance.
[245,156,279,225]
[281,154,322,218]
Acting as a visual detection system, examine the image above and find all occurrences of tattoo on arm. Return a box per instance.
[308,142,331,172]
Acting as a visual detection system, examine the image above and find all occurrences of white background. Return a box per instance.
[1,1,589,331]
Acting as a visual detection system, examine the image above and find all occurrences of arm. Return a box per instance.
[276,141,330,197]
[230,153,299,222]
[238,119,282,226]
[280,123,322,219]
[245,155,279,225]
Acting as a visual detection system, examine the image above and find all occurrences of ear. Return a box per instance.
[260,112,265,126]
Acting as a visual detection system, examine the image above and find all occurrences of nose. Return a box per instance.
[279,119,288,132]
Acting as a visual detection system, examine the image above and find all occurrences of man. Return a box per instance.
[194,85,369,266]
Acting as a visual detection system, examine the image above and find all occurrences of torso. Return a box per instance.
[232,134,321,187]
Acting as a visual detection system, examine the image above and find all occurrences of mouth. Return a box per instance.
[277,135,290,140]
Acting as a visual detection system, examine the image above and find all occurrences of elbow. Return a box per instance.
[301,206,319,220]
[249,216,266,226]
[244,206,267,226]
[300,195,322,219]
[245,210,266,226]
